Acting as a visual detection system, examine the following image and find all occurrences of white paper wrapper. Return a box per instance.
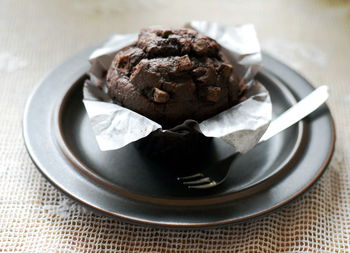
[83,21,272,153]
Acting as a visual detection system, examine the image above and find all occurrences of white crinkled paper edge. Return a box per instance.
[83,21,272,153]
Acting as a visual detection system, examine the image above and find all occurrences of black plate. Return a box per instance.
[23,48,335,228]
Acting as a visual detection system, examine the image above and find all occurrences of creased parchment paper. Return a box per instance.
[83,21,272,153]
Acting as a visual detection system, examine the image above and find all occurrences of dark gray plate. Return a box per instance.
[23,48,335,228]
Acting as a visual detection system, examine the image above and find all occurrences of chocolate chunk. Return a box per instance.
[218,63,233,83]
[196,66,216,84]
[192,67,207,77]
[192,38,208,55]
[129,60,161,90]
[114,47,144,73]
[206,87,221,102]
[152,88,169,103]
[176,55,192,72]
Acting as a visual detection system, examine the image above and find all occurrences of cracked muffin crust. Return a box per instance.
[107,27,244,128]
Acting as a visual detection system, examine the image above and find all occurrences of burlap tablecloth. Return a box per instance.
[1,0,350,251]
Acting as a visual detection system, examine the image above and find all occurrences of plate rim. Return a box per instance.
[22,49,336,228]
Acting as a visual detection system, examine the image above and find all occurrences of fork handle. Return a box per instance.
[260,85,329,142]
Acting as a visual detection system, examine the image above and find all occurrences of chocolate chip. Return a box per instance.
[192,67,207,77]
[176,55,192,72]
[192,38,208,55]
[155,29,173,38]
[218,63,233,81]
[206,86,221,102]
[196,67,216,85]
[152,88,169,103]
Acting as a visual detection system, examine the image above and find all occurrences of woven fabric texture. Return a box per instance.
[1,0,350,252]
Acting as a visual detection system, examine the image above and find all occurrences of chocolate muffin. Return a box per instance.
[107,28,244,128]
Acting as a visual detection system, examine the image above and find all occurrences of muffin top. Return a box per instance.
[107,27,243,128]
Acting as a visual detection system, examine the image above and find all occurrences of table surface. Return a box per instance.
[1,0,350,252]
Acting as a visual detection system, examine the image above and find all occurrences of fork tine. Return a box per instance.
[182,177,211,185]
[188,181,217,189]
[177,173,204,181]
